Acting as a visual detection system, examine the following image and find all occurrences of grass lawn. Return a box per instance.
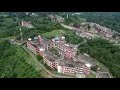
[42,29,66,39]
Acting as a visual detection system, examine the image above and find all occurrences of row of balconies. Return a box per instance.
[60,65,90,75]
[27,42,90,75]
[43,57,58,69]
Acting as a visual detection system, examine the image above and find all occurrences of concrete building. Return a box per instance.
[90,22,114,38]
[96,71,111,78]
[26,35,91,76]
[21,21,33,28]
[51,36,77,59]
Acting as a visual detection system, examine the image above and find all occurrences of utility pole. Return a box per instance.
[19,27,23,42]
[67,14,69,19]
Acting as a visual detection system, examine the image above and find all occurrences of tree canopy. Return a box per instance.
[0,40,43,78]
[78,38,120,78]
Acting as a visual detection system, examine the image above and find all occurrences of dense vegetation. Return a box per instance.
[64,31,84,44]
[61,12,120,33]
[1,12,120,78]
[2,12,120,33]
[0,12,68,78]
[0,41,43,78]
[63,15,86,25]
[42,30,65,39]
[62,13,120,77]
[78,38,120,78]
[0,17,20,38]
[37,55,44,64]
[78,12,120,33]
[0,13,63,40]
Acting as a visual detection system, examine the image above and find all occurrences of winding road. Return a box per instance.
[61,23,83,32]
[61,23,87,46]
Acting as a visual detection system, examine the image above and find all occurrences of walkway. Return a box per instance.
[61,23,87,46]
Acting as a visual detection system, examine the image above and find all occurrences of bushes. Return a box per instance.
[36,55,44,63]
[79,12,120,33]
[0,41,43,78]
[44,63,52,71]
[79,38,120,77]
[37,55,43,60]
[0,14,62,39]
[64,32,84,44]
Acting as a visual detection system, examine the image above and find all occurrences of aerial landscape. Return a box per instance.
[0,12,120,78]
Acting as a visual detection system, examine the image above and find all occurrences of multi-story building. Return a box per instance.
[51,36,77,59]
[96,71,111,78]
[47,14,64,23]
[26,36,49,56]
[90,22,114,38]
[43,50,59,69]
[21,21,33,28]
[57,59,91,75]
[76,31,95,39]
[26,35,91,76]
[51,36,66,49]
[63,44,77,59]
[27,38,39,55]
[55,15,65,23]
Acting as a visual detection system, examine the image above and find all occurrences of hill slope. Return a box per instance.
[0,40,43,78]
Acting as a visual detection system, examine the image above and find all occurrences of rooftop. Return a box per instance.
[21,21,33,28]
[64,43,77,50]
[44,50,60,62]
[59,58,84,68]
[53,36,65,41]
[32,36,51,46]
[97,72,111,78]
[42,38,51,45]
[28,38,32,41]
[31,43,38,48]
[27,35,88,69]
[85,63,91,68]
[80,54,97,66]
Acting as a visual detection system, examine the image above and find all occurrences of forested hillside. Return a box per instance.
[0,41,43,78]
[78,38,120,78]
[79,12,120,33]
[0,13,63,39]
[0,12,120,78]
[62,12,120,33]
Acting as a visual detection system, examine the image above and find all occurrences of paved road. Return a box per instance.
[61,23,87,46]
[61,23,82,31]
[77,38,86,46]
